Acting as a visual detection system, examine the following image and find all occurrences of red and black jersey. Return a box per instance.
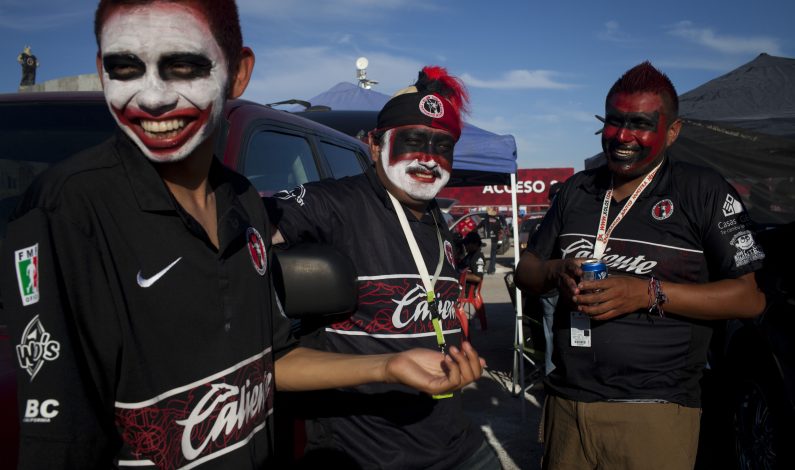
[528,157,765,407]
[459,249,486,285]
[1,134,296,469]
[271,169,483,470]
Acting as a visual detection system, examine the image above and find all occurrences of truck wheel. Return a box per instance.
[733,361,793,470]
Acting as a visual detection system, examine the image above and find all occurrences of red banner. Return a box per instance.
[440,168,574,212]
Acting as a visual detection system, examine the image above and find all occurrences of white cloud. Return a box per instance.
[466,106,600,171]
[531,111,595,125]
[667,21,782,55]
[243,45,422,104]
[597,20,630,42]
[461,70,576,90]
[466,115,515,136]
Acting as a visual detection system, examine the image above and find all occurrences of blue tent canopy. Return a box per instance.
[293,82,518,186]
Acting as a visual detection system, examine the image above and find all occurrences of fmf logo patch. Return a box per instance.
[16,315,60,381]
[15,244,40,306]
[246,227,267,276]
[722,194,744,217]
[419,95,444,118]
[651,199,674,221]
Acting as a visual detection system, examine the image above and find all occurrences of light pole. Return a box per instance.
[356,57,378,89]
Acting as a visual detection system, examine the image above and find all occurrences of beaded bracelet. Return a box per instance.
[647,276,667,317]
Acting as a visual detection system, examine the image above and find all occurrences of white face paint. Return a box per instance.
[380,128,452,201]
[99,3,228,162]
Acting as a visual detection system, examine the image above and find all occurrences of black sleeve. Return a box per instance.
[1,208,121,468]
[268,182,341,245]
[253,192,299,361]
[270,292,299,361]
[468,252,486,277]
[697,173,766,279]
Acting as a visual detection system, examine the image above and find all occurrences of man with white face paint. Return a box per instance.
[1,2,484,468]
[270,67,502,469]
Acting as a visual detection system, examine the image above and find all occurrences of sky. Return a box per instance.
[1,0,794,171]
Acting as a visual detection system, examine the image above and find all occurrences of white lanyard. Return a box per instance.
[386,191,446,346]
[593,160,663,259]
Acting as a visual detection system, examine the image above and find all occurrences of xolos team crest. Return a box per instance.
[246,227,267,276]
[15,244,40,306]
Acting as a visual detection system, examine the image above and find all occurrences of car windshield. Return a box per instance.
[0,100,117,240]
[0,101,116,168]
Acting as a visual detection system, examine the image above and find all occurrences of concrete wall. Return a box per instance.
[18,73,102,93]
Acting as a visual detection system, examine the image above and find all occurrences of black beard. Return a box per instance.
[607,150,665,181]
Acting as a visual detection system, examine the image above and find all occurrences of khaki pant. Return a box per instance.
[541,395,700,470]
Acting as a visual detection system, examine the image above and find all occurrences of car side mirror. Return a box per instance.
[270,244,357,319]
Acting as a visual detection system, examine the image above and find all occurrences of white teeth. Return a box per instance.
[141,119,186,134]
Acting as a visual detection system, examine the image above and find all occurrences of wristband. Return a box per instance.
[647,276,667,317]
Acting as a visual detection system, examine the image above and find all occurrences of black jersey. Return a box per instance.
[1,134,296,469]
[459,249,486,291]
[272,169,482,470]
[529,158,765,407]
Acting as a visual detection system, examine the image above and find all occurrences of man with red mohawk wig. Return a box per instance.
[516,62,766,469]
[270,67,501,469]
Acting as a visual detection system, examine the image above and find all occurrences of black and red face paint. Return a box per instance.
[601,92,670,179]
[387,125,455,172]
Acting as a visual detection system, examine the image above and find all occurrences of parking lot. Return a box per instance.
[460,246,544,470]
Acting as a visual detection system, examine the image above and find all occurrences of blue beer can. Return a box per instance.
[581,259,608,281]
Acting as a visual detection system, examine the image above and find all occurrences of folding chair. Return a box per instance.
[456,269,487,334]
[454,271,470,341]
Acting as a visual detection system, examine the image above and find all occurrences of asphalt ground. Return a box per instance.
[459,246,545,470]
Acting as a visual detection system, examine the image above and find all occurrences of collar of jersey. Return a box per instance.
[114,133,178,212]
[114,133,252,251]
[115,132,227,212]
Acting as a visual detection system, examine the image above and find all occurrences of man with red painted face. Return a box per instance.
[0,2,484,468]
[515,62,766,469]
[270,68,501,469]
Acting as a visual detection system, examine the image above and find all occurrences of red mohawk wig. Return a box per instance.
[376,65,470,141]
[607,61,679,118]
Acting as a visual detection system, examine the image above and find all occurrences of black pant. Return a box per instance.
[487,238,498,273]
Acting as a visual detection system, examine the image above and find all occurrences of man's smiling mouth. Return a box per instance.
[407,167,440,182]
[610,146,642,161]
[140,118,188,138]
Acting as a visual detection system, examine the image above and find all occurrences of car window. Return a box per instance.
[243,130,320,195]
[319,141,364,179]
[0,101,116,240]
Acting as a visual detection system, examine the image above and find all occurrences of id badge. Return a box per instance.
[570,311,591,347]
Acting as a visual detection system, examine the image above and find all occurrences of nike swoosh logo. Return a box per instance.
[136,257,182,288]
